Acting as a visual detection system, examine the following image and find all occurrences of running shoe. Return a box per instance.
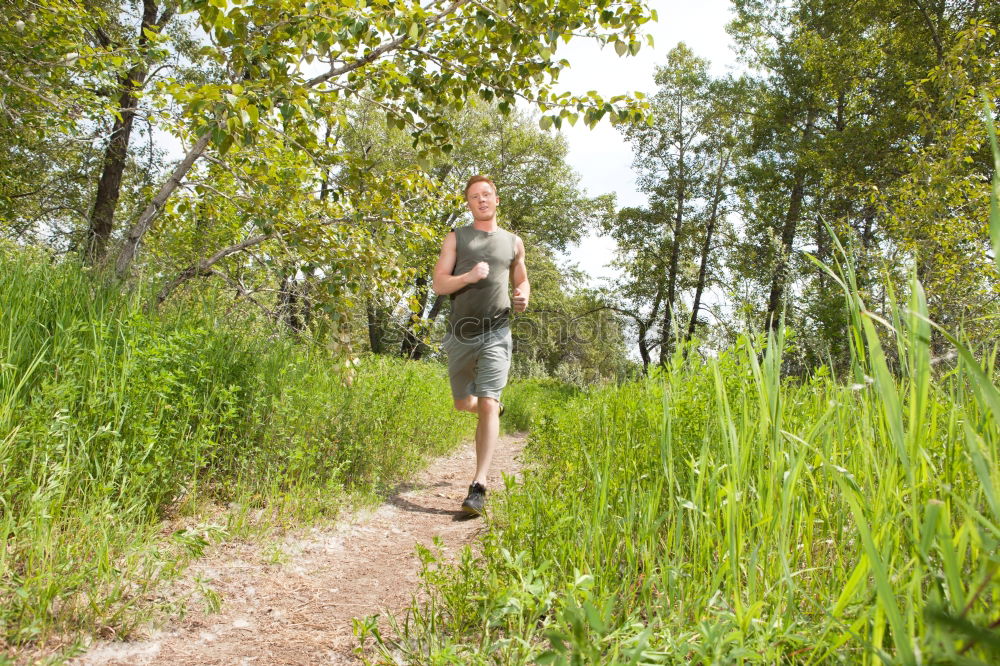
[461,482,486,516]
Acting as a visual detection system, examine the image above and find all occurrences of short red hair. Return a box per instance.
[464,174,497,197]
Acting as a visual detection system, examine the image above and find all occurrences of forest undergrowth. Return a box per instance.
[0,246,472,658]
[369,127,1000,665]
[379,271,1000,665]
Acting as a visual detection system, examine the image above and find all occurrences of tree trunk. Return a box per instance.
[814,91,845,288]
[764,168,807,333]
[116,132,211,278]
[659,145,685,365]
[637,319,652,372]
[397,294,445,361]
[85,0,173,264]
[85,68,145,263]
[366,300,383,354]
[687,151,729,343]
[426,294,445,323]
[400,276,430,359]
[764,108,816,333]
[279,272,307,334]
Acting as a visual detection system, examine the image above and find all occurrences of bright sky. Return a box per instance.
[553,0,740,285]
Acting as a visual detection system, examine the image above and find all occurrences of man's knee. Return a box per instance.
[454,396,477,413]
[477,396,499,415]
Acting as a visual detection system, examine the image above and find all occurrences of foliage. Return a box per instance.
[1,0,656,359]
[0,245,470,652]
[337,99,631,382]
[0,0,109,242]
[609,44,740,369]
[499,378,582,434]
[719,0,1000,369]
[507,252,632,384]
[384,244,1000,664]
[881,21,1000,337]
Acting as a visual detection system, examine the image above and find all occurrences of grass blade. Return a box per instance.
[983,97,1000,274]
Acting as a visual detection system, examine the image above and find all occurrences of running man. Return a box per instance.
[432,175,529,516]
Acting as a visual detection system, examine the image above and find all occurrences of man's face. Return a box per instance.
[466,181,499,221]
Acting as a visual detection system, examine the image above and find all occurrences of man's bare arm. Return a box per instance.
[511,235,529,312]
[432,231,489,295]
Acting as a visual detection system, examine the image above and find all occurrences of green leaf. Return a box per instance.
[582,601,605,634]
[614,39,627,57]
[539,115,552,130]
[831,554,868,618]
[836,474,917,665]
[918,500,942,559]
[217,132,234,156]
[983,98,1000,275]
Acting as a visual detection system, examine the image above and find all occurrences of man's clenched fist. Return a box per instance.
[465,261,490,283]
[513,287,529,312]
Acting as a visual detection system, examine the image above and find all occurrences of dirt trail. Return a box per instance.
[74,432,528,665]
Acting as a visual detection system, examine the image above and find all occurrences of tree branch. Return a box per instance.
[0,70,62,108]
[115,131,212,277]
[305,0,470,88]
[156,231,276,304]
[117,3,471,277]
[155,215,378,304]
[909,0,944,63]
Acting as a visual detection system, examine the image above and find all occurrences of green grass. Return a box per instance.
[372,121,1000,664]
[500,378,582,434]
[384,299,999,664]
[0,243,471,655]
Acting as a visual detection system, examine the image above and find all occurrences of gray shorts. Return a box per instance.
[443,326,512,401]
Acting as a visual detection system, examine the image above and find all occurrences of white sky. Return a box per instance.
[552,0,740,285]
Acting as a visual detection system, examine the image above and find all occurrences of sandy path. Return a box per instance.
[74,432,528,665]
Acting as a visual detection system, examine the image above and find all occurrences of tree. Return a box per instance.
[881,22,1000,341]
[0,0,657,355]
[603,203,668,370]
[84,0,178,263]
[509,253,632,383]
[687,134,734,346]
[727,0,1000,368]
[0,1,116,244]
[610,43,736,368]
[334,99,613,360]
[110,0,655,279]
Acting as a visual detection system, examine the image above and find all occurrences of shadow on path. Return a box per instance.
[387,494,471,519]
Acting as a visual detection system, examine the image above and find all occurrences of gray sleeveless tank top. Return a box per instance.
[449,224,516,335]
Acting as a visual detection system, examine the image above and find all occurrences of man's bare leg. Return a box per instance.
[454,395,478,413]
[454,395,500,485]
[473,397,500,486]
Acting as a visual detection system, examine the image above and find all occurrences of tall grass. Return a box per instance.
[380,126,1000,663]
[499,378,582,434]
[0,244,470,653]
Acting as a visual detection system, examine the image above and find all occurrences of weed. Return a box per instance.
[392,121,1000,662]
[0,246,470,652]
